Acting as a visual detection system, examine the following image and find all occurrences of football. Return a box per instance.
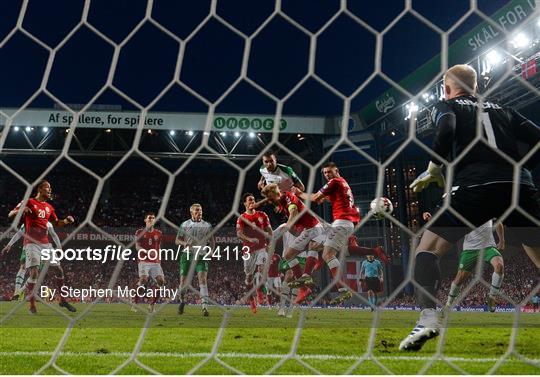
[370,197,394,219]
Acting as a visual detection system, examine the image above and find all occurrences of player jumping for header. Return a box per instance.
[292,162,361,305]
[258,150,305,193]
[261,183,326,305]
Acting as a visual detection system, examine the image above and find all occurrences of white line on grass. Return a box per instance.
[0,351,537,364]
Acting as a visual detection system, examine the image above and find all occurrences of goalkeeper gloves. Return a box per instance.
[410,161,445,193]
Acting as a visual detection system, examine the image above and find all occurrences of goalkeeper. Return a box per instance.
[400,64,540,352]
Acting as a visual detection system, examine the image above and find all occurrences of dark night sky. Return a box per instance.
[0,0,514,116]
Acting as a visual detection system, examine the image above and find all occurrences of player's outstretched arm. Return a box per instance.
[251,197,269,210]
[8,205,31,219]
[495,222,505,252]
[257,176,266,191]
[410,106,456,193]
[56,216,75,227]
[293,188,325,204]
[264,225,273,240]
[1,225,25,255]
[0,244,10,256]
[512,109,540,168]
[512,109,540,146]
[410,162,445,193]
[47,223,62,249]
[430,113,455,166]
[283,165,305,192]
[293,180,305,192]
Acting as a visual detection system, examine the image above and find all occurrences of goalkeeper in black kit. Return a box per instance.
[399,64,540,351]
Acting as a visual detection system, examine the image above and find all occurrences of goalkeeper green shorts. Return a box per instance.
[458,247,501,272]
[179,253,209,277]
[278,256,306,274]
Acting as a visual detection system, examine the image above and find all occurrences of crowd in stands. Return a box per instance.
[1,169,247,229]
[389,252,538,308]
[1,168,538,310]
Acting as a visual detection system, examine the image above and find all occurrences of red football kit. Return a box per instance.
[135,228,163,263]
[277,191,318,231]
[14,198,58,245]
[268,253,281,278]
[236,211,270,252]
[319,177,360,223]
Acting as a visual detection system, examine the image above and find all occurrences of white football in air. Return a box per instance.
[370,197,394,220]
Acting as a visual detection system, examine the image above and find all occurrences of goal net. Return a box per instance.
[0,0,539,375]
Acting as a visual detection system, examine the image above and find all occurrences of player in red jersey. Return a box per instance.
[236,193,273,314]
[133,212,165,313]
[8,180,76,314]
[261,183,326,304]
[266,252,282,305]
[293,162,360,305]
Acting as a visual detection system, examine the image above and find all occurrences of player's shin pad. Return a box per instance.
[414,252,440,309]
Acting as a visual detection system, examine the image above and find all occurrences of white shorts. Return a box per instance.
[290,224,325,251]
[313,231,326,245]
[324,219,355,254]
[266,276,282,289]
[138,262,164,279]
[243,248,268,276]
[282,231,294,250]
[24,243,58,269]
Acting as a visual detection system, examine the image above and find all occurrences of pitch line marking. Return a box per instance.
[0,351,538,364]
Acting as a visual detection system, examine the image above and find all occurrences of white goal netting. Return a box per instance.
[0,0,539,375]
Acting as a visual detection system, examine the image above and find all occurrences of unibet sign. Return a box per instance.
[1,109,326,133]
[213,117,287,131]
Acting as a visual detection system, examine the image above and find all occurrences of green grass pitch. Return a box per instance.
[0,302,538,374]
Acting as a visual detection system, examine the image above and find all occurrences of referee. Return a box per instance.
[399,64,540,351]
[359,255,384,310]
